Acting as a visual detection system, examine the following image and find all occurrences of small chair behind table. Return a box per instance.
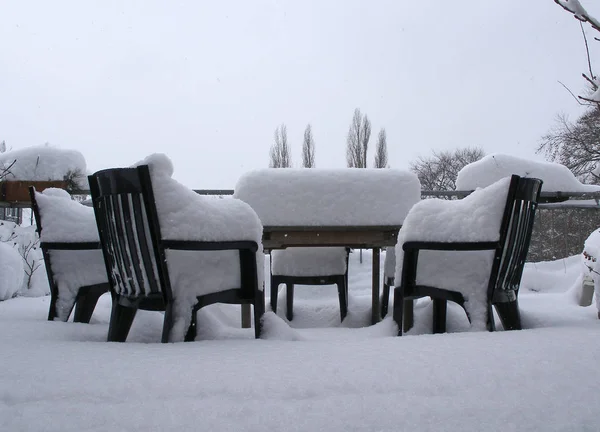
[270,247,349,322]
[29,186,109,323]
[393,175,542,335]
[88,164,265,343]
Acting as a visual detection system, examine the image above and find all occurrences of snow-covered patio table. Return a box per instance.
[234,168,421,324]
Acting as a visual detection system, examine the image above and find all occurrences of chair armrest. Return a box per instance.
[402,240,499,252]
[162,240,259,253]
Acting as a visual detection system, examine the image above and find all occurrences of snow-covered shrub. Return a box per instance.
[0,242,24,300]
[0,220,49,299]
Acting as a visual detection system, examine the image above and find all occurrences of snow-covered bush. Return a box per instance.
[0,220,48,299]
[0,241,25,301]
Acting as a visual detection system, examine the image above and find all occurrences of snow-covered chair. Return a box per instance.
[393,175,542,335]
[270,247,349,321]
[29,186,109,322]
[380,246,396,318]
[88,155,265,343]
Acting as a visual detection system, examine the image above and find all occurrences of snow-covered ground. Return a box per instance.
[1,249,599,431]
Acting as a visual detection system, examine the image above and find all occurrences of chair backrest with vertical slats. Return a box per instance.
[88,165,171,301]
[488,175,543,301]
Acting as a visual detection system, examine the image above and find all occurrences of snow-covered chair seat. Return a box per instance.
[29,187,109,322]
[270,247,349,321]
[88,154,265,343]
[393,175,542,335]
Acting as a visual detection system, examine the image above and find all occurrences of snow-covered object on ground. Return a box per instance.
[234,168,421,226]
[581,228,600,313]
[131,153,265,341]
[271,247,347,276]
[35,188,107,320]
[395,177,512,329]
[0,242,24,301]
[0,145,88,188]
[456,153,599,192]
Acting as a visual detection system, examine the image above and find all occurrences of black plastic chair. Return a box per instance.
[393,175,542,335]
[88,165,264,343]
[270,247,349,322]
[29,187,108,323]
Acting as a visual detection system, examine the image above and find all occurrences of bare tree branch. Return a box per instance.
[558,80,586,105]
[410,147,485,191]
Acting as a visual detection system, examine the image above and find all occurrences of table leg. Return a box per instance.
[241,304,252,328]
[371,247,380,325]
[403,299,414,332]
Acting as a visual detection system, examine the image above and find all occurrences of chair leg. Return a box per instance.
[486,303,496,332]
[432,298,447,334]
[184,306,198,342]
[403,299,415,333]
[286,283,294,321]
[47,289,58,321]
[494,299,522,331]
[161,303,175,343]
[254,289,265,339]
[337,278,348,322]
[270,277,279,313]
[107,302,138,342]
[393,286,404,336]
[73,283,108,323]
[381,277,393,318]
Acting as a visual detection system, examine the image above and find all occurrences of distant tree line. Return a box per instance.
[268,108,389,169]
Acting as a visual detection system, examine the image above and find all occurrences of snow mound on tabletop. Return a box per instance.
[456,153,599,192]
[132,153,265,341]
[234,168,421,226]
[35,188,99,243]
[0,145,88,187]
[0,242,24,301]
[395,177,512,330]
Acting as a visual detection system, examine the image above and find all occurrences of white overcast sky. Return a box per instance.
[1,0,599,188]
